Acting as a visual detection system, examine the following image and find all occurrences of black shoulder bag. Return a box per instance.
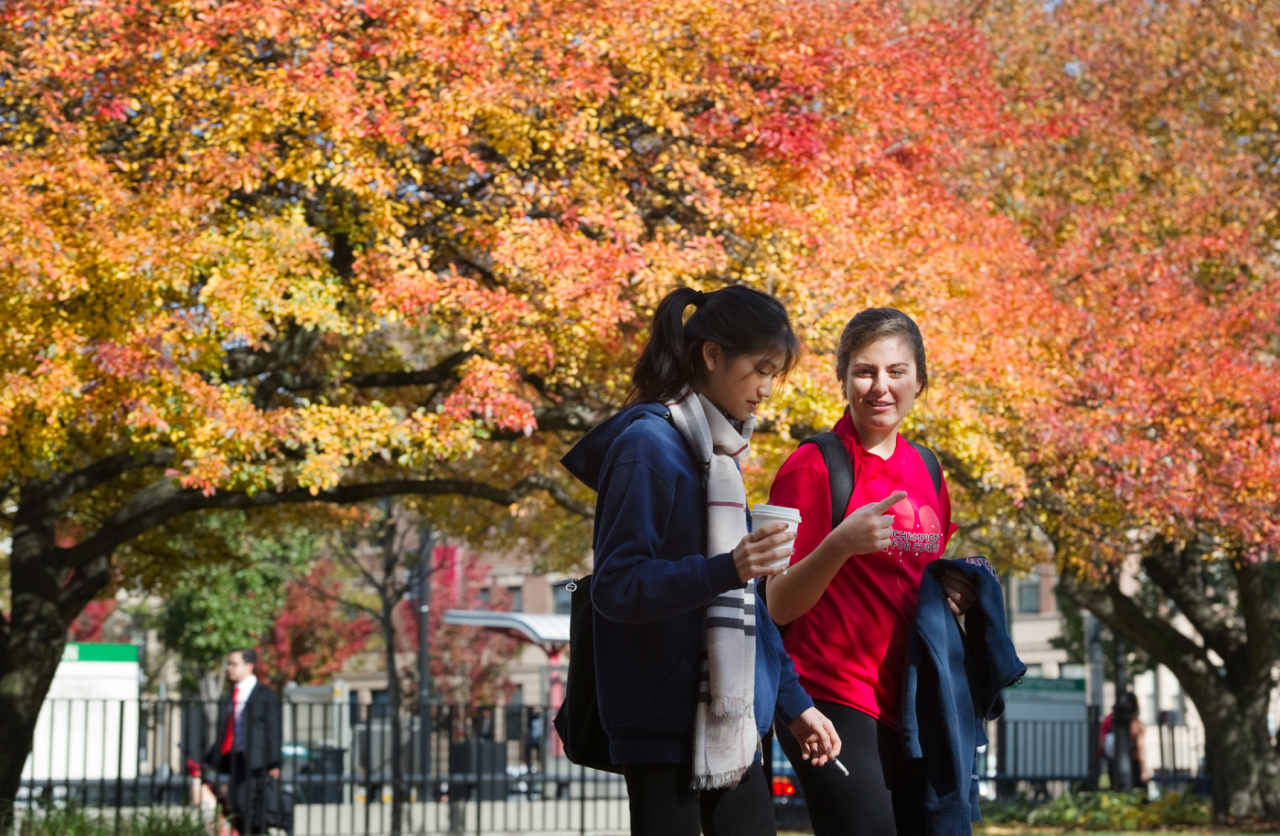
[551,575,621,773]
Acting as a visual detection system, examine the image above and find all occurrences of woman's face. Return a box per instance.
[844,336,922,435]
[698,344,781,423]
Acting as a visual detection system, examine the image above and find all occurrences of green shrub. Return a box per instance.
[979,792,1039,824]
[16,805,211,836]
[981,789,1212,831]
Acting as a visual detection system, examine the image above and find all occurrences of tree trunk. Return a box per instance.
[1197,684,1280,818]
[1059,550,1280,821]
[0,493,109,832]
[380,610,404,836]
[198,668,225,730]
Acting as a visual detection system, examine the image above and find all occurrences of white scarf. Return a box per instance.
[665,388,757,790]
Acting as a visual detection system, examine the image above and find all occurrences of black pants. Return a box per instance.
[776,700,926,836]
[624,761,775,836]
[214,752,269,835]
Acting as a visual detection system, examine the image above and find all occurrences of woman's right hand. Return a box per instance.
[732,522,796,582]
[830,490,907,556]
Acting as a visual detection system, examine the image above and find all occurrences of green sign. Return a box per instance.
[1011,676,1085,692]
[62,643,138,663]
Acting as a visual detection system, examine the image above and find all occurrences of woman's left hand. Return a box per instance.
[942,569,977,616]
[788,707,841,768]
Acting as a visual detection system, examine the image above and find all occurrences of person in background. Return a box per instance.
[763,307,978,835]
[203,649,282,835]
[1101,691,1150,789]
[561,284,840,836]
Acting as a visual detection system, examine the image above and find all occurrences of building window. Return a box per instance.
[1018,571,1041,614]
[507,586,524,613]
[1060,663,1086,680]
[553,585,572,615]
[1023,664,1044,678]
[477,587,490,608]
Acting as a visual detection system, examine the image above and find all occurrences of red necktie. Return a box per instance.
[220,685,239,755]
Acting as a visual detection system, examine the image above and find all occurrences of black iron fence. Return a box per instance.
[18,698,1210,833]
[978,708,1207,800]
[19,699,629,835]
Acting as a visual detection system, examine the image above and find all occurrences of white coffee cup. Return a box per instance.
[751,504,802,570]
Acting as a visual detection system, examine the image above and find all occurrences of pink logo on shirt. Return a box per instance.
[963,557,998,579]
[890,530,943,553]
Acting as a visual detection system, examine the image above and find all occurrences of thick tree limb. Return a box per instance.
[49,449,177,507]
[224,323,322,383]
[1141,538,1243,663]
[1232,559,1275,693]
[282,350,477,392]
[60,474,593,569]
[1058,569,1219,706]
[56,555,113,624]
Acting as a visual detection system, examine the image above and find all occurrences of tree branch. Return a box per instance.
[49,449,177,507]
[283,560,383,621]
[61,474,593,569]
[57,554,114,624]
[489,402,616,439]
[1141,537,1243,663]
[281,350,477,392]
[223,322,322,383]
[1232,558,1275,694]
[1058,568,1220,708]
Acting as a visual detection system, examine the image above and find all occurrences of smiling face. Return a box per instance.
[697,344,782,422]
[844,335,923,437]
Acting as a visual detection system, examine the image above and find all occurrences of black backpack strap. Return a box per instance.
[909,442,943,498]
[799,432,854,531]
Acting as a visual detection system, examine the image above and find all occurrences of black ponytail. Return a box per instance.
[629,284,801,404]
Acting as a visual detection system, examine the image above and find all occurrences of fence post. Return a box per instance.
[115,699,125,836]
[1086,705,1100,791]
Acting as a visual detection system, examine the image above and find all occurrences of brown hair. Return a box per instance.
[834,308,928,397]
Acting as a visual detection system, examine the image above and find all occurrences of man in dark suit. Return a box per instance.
[203,649,282,834]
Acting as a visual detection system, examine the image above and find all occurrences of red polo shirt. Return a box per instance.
[768,412,957,728]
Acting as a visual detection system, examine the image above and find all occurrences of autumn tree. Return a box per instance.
[907,0,1280,818]
[396,543,522,707]
[257,558,377,694]
[66,600,118,644]
[0,0,1020,820]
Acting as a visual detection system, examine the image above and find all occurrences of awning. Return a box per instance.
[442,610,571,649]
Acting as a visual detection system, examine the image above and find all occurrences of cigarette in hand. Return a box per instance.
[830,757,849,777]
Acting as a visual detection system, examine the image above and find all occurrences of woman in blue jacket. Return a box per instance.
[562,285,840,836]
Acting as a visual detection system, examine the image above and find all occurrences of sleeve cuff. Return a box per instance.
[774,684,814,728]
[701,551,744,599]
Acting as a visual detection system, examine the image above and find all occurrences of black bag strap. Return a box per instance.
[909,441,944,498]
[799,432,854,531]
[797,433,944,531]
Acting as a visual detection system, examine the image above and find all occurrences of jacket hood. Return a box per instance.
[560,402,671,492]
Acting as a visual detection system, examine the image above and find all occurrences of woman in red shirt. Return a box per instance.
[764,307,978,836]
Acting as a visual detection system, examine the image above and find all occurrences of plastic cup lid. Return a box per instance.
[751,504,801,520]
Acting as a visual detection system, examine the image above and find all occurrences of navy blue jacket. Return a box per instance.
[561,402,814,765]
[900,557,1026,836]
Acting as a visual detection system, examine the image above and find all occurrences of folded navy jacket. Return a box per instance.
[901,557,1027,836]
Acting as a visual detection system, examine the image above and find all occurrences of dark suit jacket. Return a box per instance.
[205,681,283,773]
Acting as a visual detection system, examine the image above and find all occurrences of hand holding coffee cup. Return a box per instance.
[732,520,797,582]
[750,504,802,572]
